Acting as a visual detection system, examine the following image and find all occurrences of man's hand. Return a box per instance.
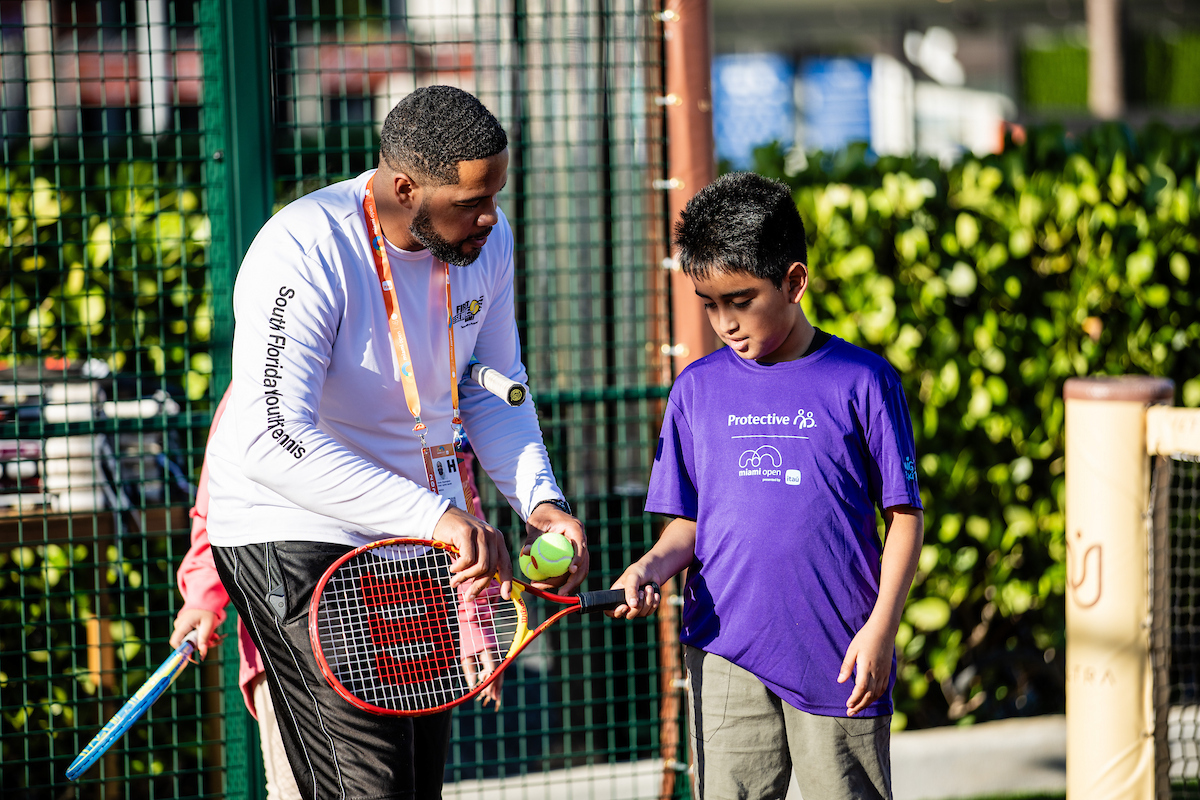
[522,502,587,595]
[432,505,513,600]
[171,609,220,661]
[837,617,894,716]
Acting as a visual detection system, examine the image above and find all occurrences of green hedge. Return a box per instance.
[7,125,1200,741]
[751,123,1200,729]
[1022,44,1089,111]
[1143,33,1200,109]
[1023,32,1200,112]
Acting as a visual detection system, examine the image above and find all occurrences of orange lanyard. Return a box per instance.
[363,176,462,445]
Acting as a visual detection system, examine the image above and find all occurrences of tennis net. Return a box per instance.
[1148,408,1200,800]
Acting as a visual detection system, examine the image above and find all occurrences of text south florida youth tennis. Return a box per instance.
[263,285,304,459]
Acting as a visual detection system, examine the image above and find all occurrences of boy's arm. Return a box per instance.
[838,504,924,716]
[606,516,698,619]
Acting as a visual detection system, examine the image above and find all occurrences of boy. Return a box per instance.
[610,172,924,800]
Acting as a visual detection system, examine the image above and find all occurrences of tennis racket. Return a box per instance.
[309,538,655,716]
[66,630,199,780]
[468,359,528,407]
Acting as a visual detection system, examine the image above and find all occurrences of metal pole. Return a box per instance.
[1086,0,1123,120]
[136,0,171,136]
[22,0,54,150]
[663,0,716,372]
[198,2,274,798]
[221,1,274,265]
[1063,376,1173,800]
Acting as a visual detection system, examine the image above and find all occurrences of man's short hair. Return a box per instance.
[380,86,508,185]
[673,172,807,287]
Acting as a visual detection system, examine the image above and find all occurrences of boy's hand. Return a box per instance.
[837,617,894,716]
[605,564,661,619]
[838,505,922,716]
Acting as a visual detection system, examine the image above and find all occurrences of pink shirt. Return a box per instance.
[176,390,264,716]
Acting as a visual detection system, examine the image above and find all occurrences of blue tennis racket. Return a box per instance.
[66,630,199,780]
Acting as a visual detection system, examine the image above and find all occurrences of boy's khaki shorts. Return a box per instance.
[685,646,892,800]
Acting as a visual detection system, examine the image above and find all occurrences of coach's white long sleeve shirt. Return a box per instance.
[205,171,564,547]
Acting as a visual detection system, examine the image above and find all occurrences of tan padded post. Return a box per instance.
[1063,376,1173,800]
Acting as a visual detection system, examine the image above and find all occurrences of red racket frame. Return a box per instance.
[308,537,638,716]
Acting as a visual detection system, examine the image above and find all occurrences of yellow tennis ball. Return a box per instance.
[530,532,574,578]
[519,552,549,581]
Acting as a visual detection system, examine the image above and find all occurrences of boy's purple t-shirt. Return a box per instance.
[646,336,922,717]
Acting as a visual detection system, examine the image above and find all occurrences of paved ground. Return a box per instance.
[444,714,1067,800]
[887,715,1065,800]
[783,714,1066,799]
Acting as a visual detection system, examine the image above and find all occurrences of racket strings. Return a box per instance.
[314,543,523,713]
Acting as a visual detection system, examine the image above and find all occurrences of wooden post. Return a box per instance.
[663,0,716,372]
[1063,376,1173,800]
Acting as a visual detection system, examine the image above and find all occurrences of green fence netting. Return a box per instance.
[2,1,225,797]
[2,1,682,798]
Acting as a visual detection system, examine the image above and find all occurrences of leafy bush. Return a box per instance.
[752,123,1200,729]
[1,156,213,399]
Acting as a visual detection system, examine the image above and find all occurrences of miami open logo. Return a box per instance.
[738,445,783,479]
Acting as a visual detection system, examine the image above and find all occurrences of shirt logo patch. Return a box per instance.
[738,445,784,481]
[786,469,802,485]
[451,296,485,327]
[738,445,781,469]
[904,456,917,482]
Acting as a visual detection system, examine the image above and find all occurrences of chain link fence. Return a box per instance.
[1,1,679,797]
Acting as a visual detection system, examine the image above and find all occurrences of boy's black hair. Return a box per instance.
[673,172,807,287]
[380,86,508,185]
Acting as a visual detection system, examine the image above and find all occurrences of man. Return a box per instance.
[204,86,586,800]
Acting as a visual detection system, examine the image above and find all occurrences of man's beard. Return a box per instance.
[409,202,490,267]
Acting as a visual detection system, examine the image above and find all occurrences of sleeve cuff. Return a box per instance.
[525,486,567,519]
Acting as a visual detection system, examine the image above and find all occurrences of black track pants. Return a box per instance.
[212,541,453,800]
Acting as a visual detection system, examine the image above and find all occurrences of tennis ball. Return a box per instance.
[519,552,549,581]
[530,532,574,578]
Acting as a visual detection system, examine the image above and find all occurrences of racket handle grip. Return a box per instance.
[577,582,660,613]
[471,362,528,407]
